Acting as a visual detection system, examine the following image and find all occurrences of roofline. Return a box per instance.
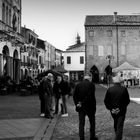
[55,48,64,52]
[21,26,38,37]
[63,51,85,53]
[84,24,140,27]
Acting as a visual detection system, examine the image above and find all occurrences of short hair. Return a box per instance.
[84,73,92,80]
[47,73,53,77]
[112,75,121,83]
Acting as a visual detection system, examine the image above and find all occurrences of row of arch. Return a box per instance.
[90,65,112,83]
[2,45,19,82]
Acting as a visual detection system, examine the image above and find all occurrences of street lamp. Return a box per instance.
[106,55,114,87]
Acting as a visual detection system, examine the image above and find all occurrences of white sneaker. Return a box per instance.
[40,113,45,117]
[61,113,68,117]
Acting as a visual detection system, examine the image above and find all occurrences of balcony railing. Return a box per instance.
[0,20,24,44]
[0,20,13,34]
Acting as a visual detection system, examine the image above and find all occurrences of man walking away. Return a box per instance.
[104,75,130,140]
[73,74,98,140]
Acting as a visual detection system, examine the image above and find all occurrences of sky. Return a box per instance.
[22,0,140,51]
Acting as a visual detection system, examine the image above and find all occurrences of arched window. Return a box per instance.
[90,65,99,83]
[2,3,5,22]
[9,9,11,26]
[6,6,8,24]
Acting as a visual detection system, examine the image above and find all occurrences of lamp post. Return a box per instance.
[106,55,114,87]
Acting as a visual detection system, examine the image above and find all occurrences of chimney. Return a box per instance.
[114,12,117,23]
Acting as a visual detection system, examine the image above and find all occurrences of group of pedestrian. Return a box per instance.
[73,73,130,140]
[38,73,70,119]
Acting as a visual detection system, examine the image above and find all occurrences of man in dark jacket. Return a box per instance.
[73,74,98,140]
[38,77,45,117]
[104,75,130,140]
[43,73,54,119]
[53,75,68,116]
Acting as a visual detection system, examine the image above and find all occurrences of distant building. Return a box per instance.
[36,38,47,74]
[21,26,38,79]
[85,12,140,83]
[50,45,56,69]
[55,48,63,67]
[64,34,85,81]
[0,0,23,83]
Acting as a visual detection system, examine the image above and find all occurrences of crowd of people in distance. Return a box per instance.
[38,73,72,118]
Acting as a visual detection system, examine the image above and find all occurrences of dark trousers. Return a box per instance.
[44,94,51,116]
[54,97,60,114]
[111,113,126,140]
[79,111,96,140]
[62,95,67,114]
[40,98,45,114]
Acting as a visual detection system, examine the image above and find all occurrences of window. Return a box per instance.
[107,30,112,37]
[2,3,5,22]
[139,30,140,37]
[80,56,84,64]
[67,56,71,64]
[89,30,94,37]
[98,45,104,56]
[9,9,11,26]
[121,30,126,37]
[39,56,42,64]
[6,6,8,24]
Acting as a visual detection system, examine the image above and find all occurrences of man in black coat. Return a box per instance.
[104,75,130,140]
[38,77,45,117]
[73,74,98,140]
[43,73,54,119]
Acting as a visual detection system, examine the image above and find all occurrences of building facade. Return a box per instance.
[64,35,85,81]
[0,0,63,83]
[37,38,48,74]
[20,27,39,79]
[85,12,140,83]
[55,48,63,67]
[0,0,22,83]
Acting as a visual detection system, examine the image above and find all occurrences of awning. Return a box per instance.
[112,62,140,72]
[53,65,67,73]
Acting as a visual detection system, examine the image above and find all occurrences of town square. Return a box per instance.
[1,0,140,140]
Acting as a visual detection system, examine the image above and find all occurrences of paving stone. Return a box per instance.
[51,85,140,140]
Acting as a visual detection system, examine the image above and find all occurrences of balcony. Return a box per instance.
[0,20,24,44]
[0,20,13,34]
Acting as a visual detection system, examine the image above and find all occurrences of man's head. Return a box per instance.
[84,73,92,82]
[57,75,62,83]
[112,75,121,83]
[46,73,53,81]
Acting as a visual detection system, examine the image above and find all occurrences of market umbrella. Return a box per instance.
[37,69,62,79]
[53,65,67,73]
[112,62,140,72]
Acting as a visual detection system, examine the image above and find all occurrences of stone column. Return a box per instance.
[7,56,11,76]
[10,57,13,80]
[0,54,3,76]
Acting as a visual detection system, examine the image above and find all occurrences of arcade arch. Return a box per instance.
[13,50,19,82]
[2,45,9,75]
[90,65,99,83]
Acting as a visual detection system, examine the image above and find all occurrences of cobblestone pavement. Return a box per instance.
[51,85,140,140]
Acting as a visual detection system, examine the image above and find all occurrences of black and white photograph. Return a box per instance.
[0,0,140,140]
